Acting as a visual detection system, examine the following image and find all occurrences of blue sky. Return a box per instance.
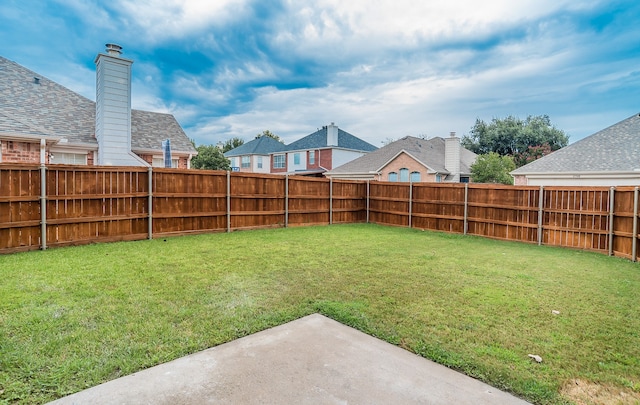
[2,0,639,147]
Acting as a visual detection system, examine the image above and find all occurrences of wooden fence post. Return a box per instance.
[285,175,289,228]
[608,187,615,256]
[537,185,544,246]
[40,164,47,250]
[329,178,333,225]
[226,171,231,233]
[463,183,468,235]
[633,187,638,262]
[148,167,153,240]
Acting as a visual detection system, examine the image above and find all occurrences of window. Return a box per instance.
[388,172,398,182]
[152,157,178,168]
[273,154,285,169]
[294,153,300,165]
[241,156,250,168]
[51,152,87,165]
[257,156,263,169]
[460,176,470,183]
[410,171,421,182]
[435,174,442,183]
[309,151,315,165]
[399,168,409,182]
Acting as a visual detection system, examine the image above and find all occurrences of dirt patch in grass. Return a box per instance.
[561,379,640,405]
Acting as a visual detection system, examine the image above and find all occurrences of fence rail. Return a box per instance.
[1,164,639,261]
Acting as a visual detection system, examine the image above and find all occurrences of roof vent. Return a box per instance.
[33,77,40,84]
[105,43,123,56]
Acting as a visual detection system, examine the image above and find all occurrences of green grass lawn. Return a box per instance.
[1,224,639,404]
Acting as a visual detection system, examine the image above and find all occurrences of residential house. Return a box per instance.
[511,113,640,186]
[224,136,287,173]
[271,122,377,175]
[0,44,196,167]
[325,134,476,182]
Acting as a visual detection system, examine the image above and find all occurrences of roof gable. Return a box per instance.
[328,136,476,175]
[286,126,377,152]
[512,113,640,174]
[224,136,287,157]
[0,55,196,154]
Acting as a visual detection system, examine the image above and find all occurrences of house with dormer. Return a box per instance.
[0,44,196,167]
[270,123,377,175]
[325,134,476,182]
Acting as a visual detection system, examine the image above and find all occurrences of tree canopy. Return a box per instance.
[470,152,516,185]
[461,115,568,166]
[255,130,284,143]
[190,145,230,170]
[221,137,245,153]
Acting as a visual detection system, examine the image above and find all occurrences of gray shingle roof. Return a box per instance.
[0,55,196,154]
[224,136,287,157]
[327,136,476,175]
[286,126,377,152]
[511,113,640,174]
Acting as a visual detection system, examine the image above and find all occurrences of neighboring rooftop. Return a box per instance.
[328,136,476,177]
[512,113,640,174]
[0,55,196,154]
[224,136,287,157]
[286,125,377,152]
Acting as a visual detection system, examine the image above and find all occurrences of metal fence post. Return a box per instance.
[366,180,370,224]
[463,183,469,235]
[537,185,544,246]
[608,187,615,256]
[285,175,289,228]
[408,181,413,228]
[329,178,333,225]
[226,171,231,233]
[148,167,153,240]
[40,164,47,250]
[632,187,638,262]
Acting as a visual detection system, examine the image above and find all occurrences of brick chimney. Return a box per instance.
[94,44,148,166]
[445,132,461,182]
[326,122,338,146]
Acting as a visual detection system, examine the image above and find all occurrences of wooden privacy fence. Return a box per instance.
[1,164,640,261]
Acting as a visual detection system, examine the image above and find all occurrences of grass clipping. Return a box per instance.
[561,379,640,405]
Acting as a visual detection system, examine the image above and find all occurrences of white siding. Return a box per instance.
[332,149,367,168]
[95,53,147,166]
[287,152,306,172]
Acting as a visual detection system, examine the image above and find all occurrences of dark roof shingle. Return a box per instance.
[224,136,287,157]
[0,55,196,154]
[286,126,377,152]
[512,113,640,174]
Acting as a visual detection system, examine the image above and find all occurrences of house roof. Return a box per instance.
[224,136,287,157]
[512,113,640,175]
[327,136,476,176]
[286,126,377,152]
[0,55,196,154]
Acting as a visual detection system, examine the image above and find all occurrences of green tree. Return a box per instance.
[191,145,230,170]
[222,137,245,153]
[471,152,516,185]
[255,130,283,143]
[462,115,568,166]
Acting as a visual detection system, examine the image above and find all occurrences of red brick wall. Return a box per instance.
[318,149,332,170]
[1,141,42,163]
[380,152,436,182]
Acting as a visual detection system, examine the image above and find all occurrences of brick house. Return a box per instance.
[325,134,476,182]
[0,44,196,167]
[224,136,287,173]
[270,123,377,175]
